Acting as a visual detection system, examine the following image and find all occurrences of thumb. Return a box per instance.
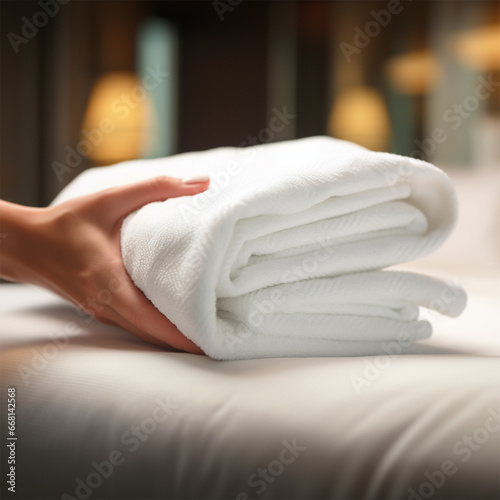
[99,175,210,223]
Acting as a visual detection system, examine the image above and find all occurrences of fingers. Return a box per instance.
[121,294,205,354]
[89,266,205,355]
[98,176,210,224]
[117,304,205,354]
[126,313,204,354]
[91,301,204,354]
[96,306,190,352]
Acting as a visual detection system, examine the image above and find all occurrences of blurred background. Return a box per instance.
[1,0,499,275]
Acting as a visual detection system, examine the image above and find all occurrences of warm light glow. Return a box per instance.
[82,72,153,164]
[328,86,390,151]
[452,24,500,70]
[385,50,441,95]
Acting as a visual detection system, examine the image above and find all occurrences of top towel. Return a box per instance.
[53,136,466,359]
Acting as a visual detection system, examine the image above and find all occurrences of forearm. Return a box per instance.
[0,199,91,299]
[0,200,44,284]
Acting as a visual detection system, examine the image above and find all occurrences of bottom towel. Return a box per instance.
[217,270,466,358]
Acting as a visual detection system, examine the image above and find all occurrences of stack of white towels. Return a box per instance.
[53,137,466,360]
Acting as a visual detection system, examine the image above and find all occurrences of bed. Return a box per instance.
[1,169,499,500]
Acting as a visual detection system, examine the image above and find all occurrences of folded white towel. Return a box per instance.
[53,136,466,359]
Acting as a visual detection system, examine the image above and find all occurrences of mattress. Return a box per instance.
[1,272,499,500]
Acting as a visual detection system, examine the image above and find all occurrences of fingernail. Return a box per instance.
[182,175,210,185]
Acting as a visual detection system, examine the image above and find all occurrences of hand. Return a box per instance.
[0,176,210,354]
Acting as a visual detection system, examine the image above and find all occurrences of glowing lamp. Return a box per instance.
[81,72,153,165]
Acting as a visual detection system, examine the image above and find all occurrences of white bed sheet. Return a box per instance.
[1,276,499,500]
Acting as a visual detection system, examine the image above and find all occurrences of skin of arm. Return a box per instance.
[0,175,210,354]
